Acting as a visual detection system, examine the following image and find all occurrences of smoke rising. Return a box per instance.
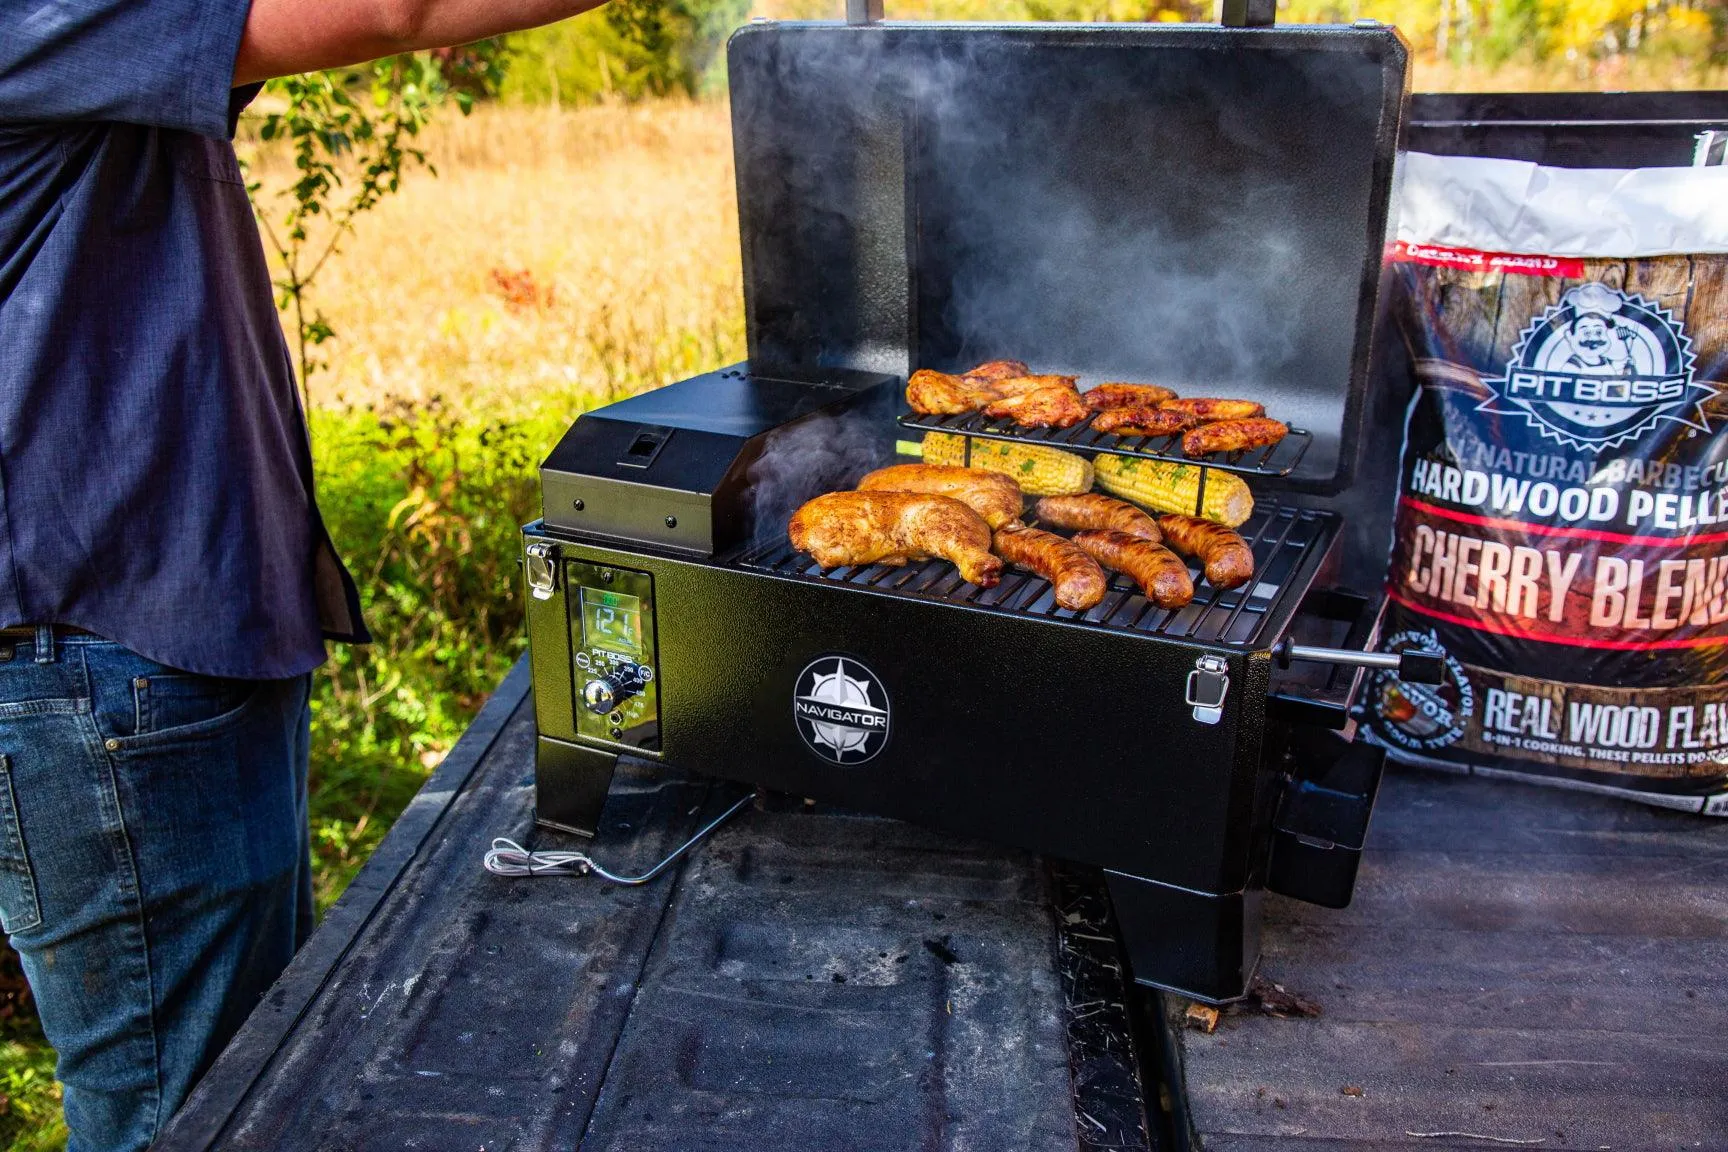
[728,20,1404,483]
[744,411,886,545]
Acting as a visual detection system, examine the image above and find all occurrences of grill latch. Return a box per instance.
[526,542,559,601]
[1186,655,1231,726]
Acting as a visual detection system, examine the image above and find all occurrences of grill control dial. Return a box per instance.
[583,663,648,715]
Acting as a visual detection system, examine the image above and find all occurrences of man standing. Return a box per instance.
[0,1,606,1147]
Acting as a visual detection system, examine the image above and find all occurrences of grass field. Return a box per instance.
[249,100,744,416]
[2,43,1725,1144]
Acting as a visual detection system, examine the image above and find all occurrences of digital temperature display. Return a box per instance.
[580,588,643,656]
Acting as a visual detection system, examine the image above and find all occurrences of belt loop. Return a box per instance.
[33,624,55,665]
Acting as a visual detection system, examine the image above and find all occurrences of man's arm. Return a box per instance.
[234,0,610,86]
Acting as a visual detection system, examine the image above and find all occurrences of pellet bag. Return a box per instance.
[1368,152,1728,815]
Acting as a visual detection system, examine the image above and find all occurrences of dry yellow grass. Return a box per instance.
[243,101,746,416]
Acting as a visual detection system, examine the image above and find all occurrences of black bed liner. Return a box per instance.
[156,656,1728,1152]
[157,660,1161,1151]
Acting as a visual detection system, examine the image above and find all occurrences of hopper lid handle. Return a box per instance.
[847,0,884,25]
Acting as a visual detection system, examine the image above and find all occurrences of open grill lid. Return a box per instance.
[729,18,1411,494]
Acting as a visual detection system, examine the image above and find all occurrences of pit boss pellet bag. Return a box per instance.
[1367,151,1728,815]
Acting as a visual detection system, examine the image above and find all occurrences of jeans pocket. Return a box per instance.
[0,755,42,934]
[116,675,258,752]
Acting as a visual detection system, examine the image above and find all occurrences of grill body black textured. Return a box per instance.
[525,17,1412,1003]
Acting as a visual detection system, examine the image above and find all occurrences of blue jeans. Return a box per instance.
[0,630,313,1152]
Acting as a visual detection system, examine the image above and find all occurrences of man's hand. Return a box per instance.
[235,0,610,86]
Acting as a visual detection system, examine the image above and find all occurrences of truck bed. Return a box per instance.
[156,657,1728,1151]
[156,660,1160,1151]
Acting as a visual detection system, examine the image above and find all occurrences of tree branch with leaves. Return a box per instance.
[249,44,508,411]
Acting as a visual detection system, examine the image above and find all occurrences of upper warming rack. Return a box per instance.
[898,410,1314,479]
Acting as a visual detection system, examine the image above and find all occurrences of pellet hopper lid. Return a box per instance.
[728,19,1411,493]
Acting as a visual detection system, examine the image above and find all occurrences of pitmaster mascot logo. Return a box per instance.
[1482,282,1712,452]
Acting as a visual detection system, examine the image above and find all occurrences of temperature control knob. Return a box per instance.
[583,664,647,715]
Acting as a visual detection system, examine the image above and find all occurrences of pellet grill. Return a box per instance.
[523,6,1437,1003]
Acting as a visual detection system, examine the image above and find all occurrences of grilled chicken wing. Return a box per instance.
[907,369,1001,415]
[1083,382,1178,410]
[993,524,1107,610]
[982,382,1089,428]
[1160,397,1266,420]
[988,374,1080,397]
[790,491,1003,587]
[963,359,1033,382]
[858,463,1024,529]
[1073,530,1194,609]
[1033,494,1161,542]
[1182,417,1289,457]
[1090,406,1199,437]
[1156,514,1255,589]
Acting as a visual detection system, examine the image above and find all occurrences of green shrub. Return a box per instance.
[501,1,752,104]
[305,398,561,907]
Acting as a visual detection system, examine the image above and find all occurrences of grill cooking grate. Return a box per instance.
[738,504,1336,650]
[897,411,1313,478]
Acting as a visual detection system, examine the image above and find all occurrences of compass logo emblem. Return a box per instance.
[1481,283,1712,452]
[793,656,890,765]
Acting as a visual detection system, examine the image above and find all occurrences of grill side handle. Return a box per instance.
[1273,638,1446,685]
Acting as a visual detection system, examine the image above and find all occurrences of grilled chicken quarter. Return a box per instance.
[1073,530,1195,609]
[858,463,1024,529]
[1182,417,1289,458]
[1156,514,1255,590]
[1033,494,1161,543]
[789,491,1004,588]
[994,525,1107,611]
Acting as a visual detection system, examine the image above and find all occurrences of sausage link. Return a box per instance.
[1073,530,1194,609]
[994,525,1107,610]
[1156,514,1255,589]
[1034,494,1161,542]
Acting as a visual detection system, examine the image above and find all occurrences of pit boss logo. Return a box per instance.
[793,656,890,764]
[1483,283,1712,452]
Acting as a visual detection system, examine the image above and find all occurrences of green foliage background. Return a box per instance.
[503,0,1726,105]
[3,0,1726,1147]
[503,0,754,102]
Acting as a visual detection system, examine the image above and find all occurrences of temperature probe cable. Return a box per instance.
[482,793,753,885]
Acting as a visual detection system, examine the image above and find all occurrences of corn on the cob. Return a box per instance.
[920,432,1093,496]
[1093,454,1254,527]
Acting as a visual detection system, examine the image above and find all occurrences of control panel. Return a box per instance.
[565,560,660,751]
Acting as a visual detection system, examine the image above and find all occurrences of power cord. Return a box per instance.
[483,793,752,885]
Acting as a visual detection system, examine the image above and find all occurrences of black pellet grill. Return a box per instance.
[523,11,1435,1003]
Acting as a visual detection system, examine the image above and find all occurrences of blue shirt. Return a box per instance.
[0,0,368,678]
